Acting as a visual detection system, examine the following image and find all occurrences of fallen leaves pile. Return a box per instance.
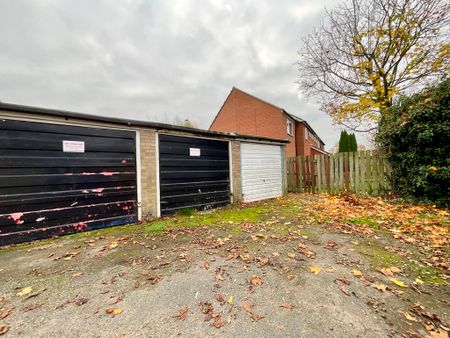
[301,194,449,273]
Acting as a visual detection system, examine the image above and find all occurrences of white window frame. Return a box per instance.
[286,120,294,136]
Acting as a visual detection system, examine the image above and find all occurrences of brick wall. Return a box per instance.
[295,123,305,156]
[210,88,296,157]
[294,123,326,157]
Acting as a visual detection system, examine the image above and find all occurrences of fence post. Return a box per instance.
[286,158,292,192]
[360,151,366,195]
[337,152,343,192]
[372,153,379,196]
[305,156,310,193]
[325,155,331,194]
[365,150,372,194]
[316,155,321,193]
[343,152,349,192]
[298,156,303,192]
[349,152,354,193]
[378,155,385,193]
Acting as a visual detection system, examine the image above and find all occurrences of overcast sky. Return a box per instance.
[0,0,358,150]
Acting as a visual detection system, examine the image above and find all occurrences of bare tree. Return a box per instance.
[297,0,449,131]
[172,116,198,128]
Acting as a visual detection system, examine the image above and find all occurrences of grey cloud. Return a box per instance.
[0,0,353,150]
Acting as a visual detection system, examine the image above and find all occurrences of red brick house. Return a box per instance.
[209,87,326,158]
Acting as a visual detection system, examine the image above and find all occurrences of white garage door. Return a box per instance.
[241,142,283,202]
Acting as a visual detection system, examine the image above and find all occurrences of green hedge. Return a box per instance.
[376,78,450,207]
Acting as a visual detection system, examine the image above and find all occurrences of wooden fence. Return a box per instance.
[286,151,391,195]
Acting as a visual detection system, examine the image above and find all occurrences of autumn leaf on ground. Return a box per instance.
[414,278,424,285]
[173,307,188,321]
[324,240,338,250]
[287,253,296,259]
[199,302,213,316]
[105,307,122,316]
[351,269,363,277]
[22,302,44,312]
[336,277,351,285]
[425,330,449,338]
[280,303,294,309]
[297,243,315,257]
[287,274,296,280]
[0,307,14,319]
[390,278,408,288]
[256,257,269,266]
[212,315,225,328]
[242,301,253,315]
[309,265,321,274]
[0,324,10,335]
[109,242,119,249]
[379,267,401,277]
[251,314,264,321]
[16,286,33,297]
[203,261,210,270]
[402,311,418,322]
[71,272,83,278]
[149,274,163,284]
[227,296,234,304]
[215,293,224,304]
[215,268,225,282]
[23,288,46,300]
[338,285,350,296]
[63,252,80,260]
[371,283,388,292]
[250,276,263,286]
[108,294,123,305]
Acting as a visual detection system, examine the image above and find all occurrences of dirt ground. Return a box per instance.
[0,194,448,338]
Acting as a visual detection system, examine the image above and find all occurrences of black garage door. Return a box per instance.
[159,134,230,216]
[0,119,137,245]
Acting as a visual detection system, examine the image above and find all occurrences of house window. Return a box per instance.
[287,120,294,136]
[305,129,309,139]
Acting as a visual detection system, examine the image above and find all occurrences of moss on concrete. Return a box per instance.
[145,204,269,234]
[354,240,447,285]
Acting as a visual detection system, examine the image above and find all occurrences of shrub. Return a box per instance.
[376,78,450,207]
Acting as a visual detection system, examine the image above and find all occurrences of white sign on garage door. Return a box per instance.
[241,142,283,202]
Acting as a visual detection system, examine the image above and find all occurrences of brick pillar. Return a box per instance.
[231,140,242,203]
[139,129,157,219]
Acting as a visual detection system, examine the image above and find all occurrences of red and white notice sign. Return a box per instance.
[63,140,85,153]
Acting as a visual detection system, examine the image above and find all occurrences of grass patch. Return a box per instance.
[145,221,168,234]
[177,208,197,216]
[0,238,55,253]
[346,216,382,230]
[144,204,270,234]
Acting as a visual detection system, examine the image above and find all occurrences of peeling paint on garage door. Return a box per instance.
[0,119,138,245]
